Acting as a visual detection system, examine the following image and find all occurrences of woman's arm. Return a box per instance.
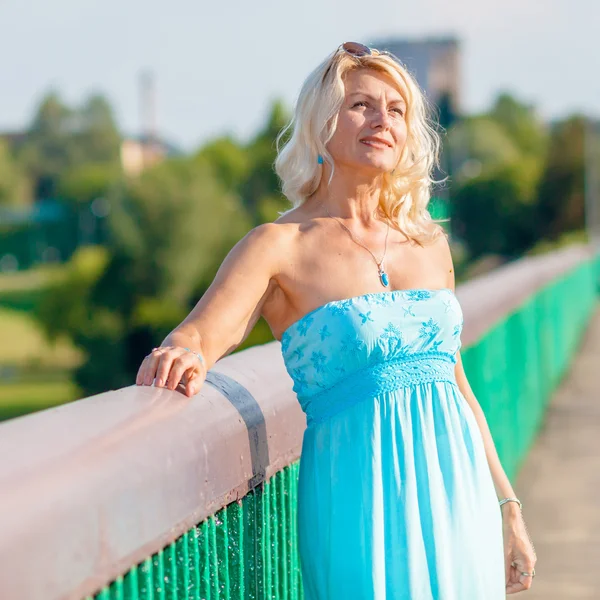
[453,351,520,517]
[437,233,521,521]
[136,222,287,396]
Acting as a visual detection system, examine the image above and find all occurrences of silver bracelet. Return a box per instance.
[499,497,522,510]
[183,347,205,366]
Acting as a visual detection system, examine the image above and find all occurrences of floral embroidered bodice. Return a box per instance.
[280,288,463,426]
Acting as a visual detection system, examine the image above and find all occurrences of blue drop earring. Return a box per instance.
[317,154,324,164]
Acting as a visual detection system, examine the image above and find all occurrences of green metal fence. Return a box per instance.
[461,258,599,482]
[89,252,599,600]
[88,464,304,600]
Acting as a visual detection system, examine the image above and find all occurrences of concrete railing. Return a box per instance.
[0,243,598,600]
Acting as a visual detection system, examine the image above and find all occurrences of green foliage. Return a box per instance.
[57,162,122,206]
[448,116,522,181]
[240,100,291,224]
[0,263,65,311]
[535,115,587,240]
[131,297,189,344]
[525,228,588,256]
[447,93,560,259]
[71,94,122,164]
[0,138,32,207]
[194,135,251,192]
[450,158,540,259]
[18,91,121,199]
[35,245,112,343]
[489,94,549,157]
[195,99,292,226]
[256,193,290,224]
[0,378,80,422]
[0,302,82,369]
[103,156,251,307]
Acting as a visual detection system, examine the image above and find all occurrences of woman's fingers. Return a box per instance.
[164,352,198,390]
[155,347,188,388]
[136,350,157,386]
[136,346,205,394]
[183,366,204,396]
[136,346,172,386]
[142,347,169,386]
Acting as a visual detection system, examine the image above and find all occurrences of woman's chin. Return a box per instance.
[335,157,394,176]
[355,160,393,175]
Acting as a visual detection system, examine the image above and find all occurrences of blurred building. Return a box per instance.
[120,135,174,177]
[369,35,461,126]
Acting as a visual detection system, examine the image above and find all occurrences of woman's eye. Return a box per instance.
[352,101,404,116]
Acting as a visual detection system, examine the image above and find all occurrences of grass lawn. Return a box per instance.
[0,263,64,311]
[0,378,81,421]
[0,295,84,422]
[0,306,83,367]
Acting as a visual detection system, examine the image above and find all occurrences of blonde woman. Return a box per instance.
[136,42,537,598]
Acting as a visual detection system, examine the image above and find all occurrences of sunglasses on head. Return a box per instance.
[322,41,400,82]
[339,41,374,57]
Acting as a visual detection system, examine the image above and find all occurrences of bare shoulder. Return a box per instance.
[243,219,290,247]
[227,218,302,299]
[428,227,455,288]
[234,219,296,267]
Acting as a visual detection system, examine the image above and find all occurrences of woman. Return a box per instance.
[136,42,537,598]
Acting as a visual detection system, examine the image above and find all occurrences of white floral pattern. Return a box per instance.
[280,288,463,403]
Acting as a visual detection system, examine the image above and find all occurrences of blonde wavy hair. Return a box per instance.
[274,43,449,245]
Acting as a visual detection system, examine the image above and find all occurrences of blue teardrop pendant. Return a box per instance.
[379,268,389,287]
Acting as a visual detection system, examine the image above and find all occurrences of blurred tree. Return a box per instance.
[35,245,112,343]
[18,91,74,198]
[18,91,121,200]
[102,156,250,307]
[57,162,122,206]
[0,138,32,207]
[194,99,292,226]
[450,157,541,260]
[535,115,587,240]
[447,116,522,183]
[239,98,291,224]
[489,93,549,157]
[72,94,121,164]
[55,162,124,247]
[436,90,458,132]
[447,93,550,259]
[194,135,251,193]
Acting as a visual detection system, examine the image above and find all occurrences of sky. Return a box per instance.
[0,0,598,152]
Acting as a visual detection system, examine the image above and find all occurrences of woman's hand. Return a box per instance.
[136,345,206,397]
[503,510,537,594]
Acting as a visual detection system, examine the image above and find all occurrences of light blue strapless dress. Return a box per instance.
[280,288,505,599]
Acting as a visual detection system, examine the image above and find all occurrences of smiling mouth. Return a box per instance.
[360,140,391,149]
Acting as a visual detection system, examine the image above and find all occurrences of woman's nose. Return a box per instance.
[371,108,392,129]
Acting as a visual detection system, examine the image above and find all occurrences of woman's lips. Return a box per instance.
[360,139,390,149]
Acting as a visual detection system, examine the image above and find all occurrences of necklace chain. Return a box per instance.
[325,206,391,287]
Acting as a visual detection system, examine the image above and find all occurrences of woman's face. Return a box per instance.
[326,68,407,175]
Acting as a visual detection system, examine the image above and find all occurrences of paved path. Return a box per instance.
[513,302,600,598]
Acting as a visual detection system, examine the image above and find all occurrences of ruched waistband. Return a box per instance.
[298,352,458,427]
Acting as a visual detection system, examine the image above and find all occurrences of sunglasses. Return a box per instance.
[322,42,372,81]
[338,41,374,57]
[322,41,401,83]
